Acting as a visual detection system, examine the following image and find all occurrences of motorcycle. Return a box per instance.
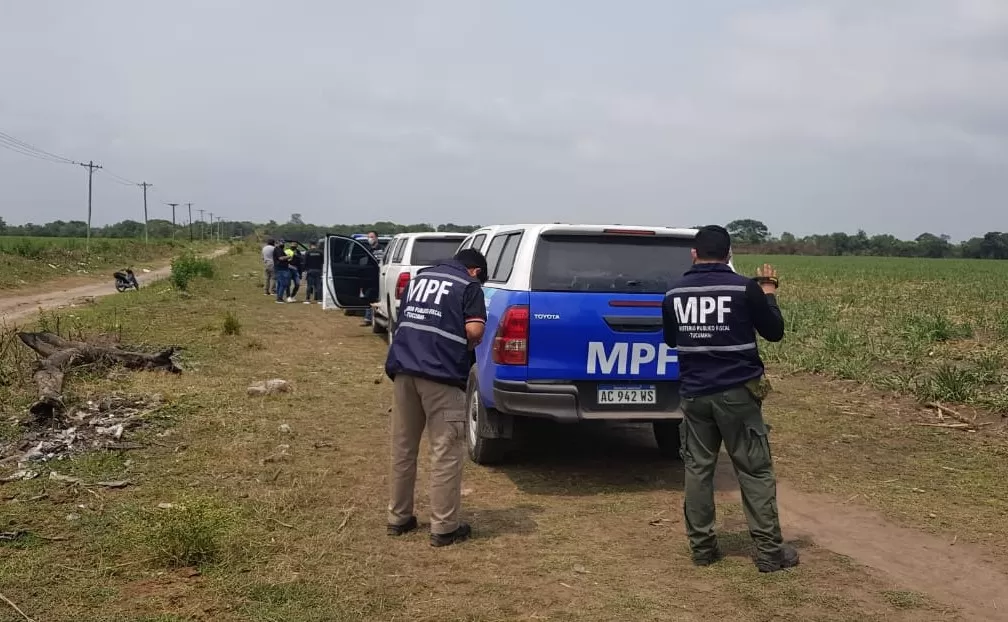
[114,269,140,292]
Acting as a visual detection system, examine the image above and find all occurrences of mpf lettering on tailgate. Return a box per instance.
[586,342,678,375]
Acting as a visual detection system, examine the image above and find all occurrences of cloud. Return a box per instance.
[0,0,1006,239]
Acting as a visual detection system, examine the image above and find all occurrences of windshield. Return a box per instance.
[530,234,694,294]
[411,238,464,266]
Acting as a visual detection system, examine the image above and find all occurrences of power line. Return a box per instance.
[0,130,79,165]
[99,169,138,186]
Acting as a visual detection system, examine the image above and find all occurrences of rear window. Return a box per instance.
[530,234,694,293]
[410,238,464,266]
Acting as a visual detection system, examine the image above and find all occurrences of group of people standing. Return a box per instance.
[261,238,325,304]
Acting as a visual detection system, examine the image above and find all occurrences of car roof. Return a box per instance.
[471,223,698,238]
[391,231,468,239]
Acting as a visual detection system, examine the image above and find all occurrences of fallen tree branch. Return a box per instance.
[17,332,181,420]
[916,422,971,429]
[927,402,974,426]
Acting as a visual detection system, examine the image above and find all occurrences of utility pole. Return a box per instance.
[80,160,102,252]
[197,208,206,239]
[165,203,179,239]
[209,211,214,241]
[216,216,224,241]
[138,182,153,245]
[187,203,193,242]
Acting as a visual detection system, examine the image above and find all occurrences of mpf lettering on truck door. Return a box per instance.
[673,294,732,340]
[587,342,678,376]
[402,275,452,321]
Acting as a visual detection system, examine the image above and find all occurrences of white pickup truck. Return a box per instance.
[370,231,469,343]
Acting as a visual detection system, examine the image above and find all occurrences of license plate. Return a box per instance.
[596,385,657,405]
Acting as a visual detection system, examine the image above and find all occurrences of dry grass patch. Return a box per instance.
[0,252,981,621]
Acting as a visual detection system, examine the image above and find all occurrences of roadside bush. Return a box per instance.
[129,495,238,567]
[222,311,242,336]
[170,254,215,291]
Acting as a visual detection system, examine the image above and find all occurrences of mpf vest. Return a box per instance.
[664,263,766,397]
[384,260,476,388]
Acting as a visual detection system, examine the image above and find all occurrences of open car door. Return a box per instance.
[322,234,380,311]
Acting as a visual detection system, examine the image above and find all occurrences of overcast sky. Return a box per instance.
[1,0,1006,239]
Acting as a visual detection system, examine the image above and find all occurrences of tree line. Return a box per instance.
[1,214,1005,260]
[725,219,1008,260]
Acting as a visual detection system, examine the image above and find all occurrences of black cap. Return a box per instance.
[454,248,489,284]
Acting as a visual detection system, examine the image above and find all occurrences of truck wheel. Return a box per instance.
[372,308,386,335]
[386,301,395,346]
[465,368,508,465]
[653,420,683,459]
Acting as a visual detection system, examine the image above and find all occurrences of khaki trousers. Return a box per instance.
[387,374,466,535]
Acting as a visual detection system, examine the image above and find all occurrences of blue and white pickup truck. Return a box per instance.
[455,223,709,464]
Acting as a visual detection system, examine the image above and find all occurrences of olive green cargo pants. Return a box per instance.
[680,385,784,561]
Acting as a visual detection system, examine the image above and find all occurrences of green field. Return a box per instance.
[735,255,1008,411]
[0,236,217,289]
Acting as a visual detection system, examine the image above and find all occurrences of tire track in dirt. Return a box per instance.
[0,248,229,325]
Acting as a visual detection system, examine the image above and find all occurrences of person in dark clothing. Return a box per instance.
[273,242,292,304]
[384,248,488,548]
[662,224,798,573]
[303,241,324,304]
[287,247,304,300]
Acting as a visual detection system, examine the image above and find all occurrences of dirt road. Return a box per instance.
[0,247,229,325]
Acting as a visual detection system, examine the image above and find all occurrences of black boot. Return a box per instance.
[754,544,800,573]
[430,523,471,547]
[387,516,418,536]
[692,546,725,567]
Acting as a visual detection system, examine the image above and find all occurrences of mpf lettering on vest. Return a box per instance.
[586,342,678,375]
[673,296,732,324]
[406,276,454,305]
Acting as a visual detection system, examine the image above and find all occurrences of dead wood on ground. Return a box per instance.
[16,332,180,420]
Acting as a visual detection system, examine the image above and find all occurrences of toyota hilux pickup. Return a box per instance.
[457,223,719,464]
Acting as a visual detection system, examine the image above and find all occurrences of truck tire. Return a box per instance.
[386,300,395,346]
[653,420,683,459]
[372,308,386,335]
[465,367,508,465]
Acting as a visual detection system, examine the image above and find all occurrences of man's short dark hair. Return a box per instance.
[267,238,276,245]
[693,225,732,261]
[454,248,489,284]
[367,230,378,236]
[309,240,317,247]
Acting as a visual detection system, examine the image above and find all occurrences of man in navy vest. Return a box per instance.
[384,248,488,547]
[662,225,798,573]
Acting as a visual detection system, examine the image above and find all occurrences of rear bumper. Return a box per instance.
[492,379,682,423]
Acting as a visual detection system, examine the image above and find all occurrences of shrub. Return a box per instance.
[222,311,242,336]
[170,254,215,291]
[131,495,237,568]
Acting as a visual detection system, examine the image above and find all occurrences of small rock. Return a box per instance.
[66,513,80,521]
[96,424,125,440]
[157,502,175,510]
[278,424,292,434]
[461,488,474,497]
[573,565,590,574]
[49,471,84,485]
[247,379,291,396]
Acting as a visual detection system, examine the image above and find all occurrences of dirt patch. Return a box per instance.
[778,484,1007,621]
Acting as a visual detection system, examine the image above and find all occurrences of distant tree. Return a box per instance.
[0,216,6,234]
[914,233,952,258]
[779,232,796,244]
[289,213,304,225]
[726,219,770,245]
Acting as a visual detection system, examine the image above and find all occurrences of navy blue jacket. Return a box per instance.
[384,260,487,389]
[661,263,784,397]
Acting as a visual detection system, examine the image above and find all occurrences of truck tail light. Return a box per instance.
[395,272,410,300]
[493,305,529,365]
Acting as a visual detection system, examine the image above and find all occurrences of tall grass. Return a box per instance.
[739,255,1008,408]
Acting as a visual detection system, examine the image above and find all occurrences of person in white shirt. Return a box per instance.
[262,239,276,296]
